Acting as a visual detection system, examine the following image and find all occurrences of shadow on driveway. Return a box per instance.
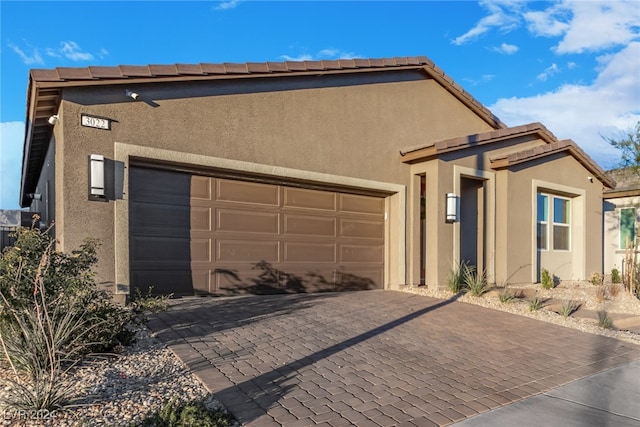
[148,291,640,426]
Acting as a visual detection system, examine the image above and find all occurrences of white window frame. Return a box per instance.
[537,193,549,251]
[537,192,571,252]
[551,195,571,251]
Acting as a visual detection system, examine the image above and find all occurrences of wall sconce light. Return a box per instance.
[28,193,42,201]
[125,89,140,100]
[446,193,460,223]
[89,154,105,200]
[48,115,59,125]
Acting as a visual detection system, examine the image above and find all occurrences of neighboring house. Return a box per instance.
[603,168,640,277]
[18,56,615,302]
[0,209,32,252]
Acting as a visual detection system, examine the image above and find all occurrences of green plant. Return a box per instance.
[589,271,604,287]
[139,398,235,427]
[528,294,543,311]
[129,286,172,323]
[541,268,554,289]
[611,268,621,284]
[0,224,134,354]
[447,262,467,294]
[463,264,487,297]
[597,310,614,329]
[559,300,579,318]
[498,289,516,303]
[0,245,105,410]
[0,223,160,412]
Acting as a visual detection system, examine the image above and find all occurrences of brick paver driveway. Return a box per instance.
[147,291,640,426]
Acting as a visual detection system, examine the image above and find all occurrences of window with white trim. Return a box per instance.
[537,192,571,251]
[619,207,636,249]
[537,193,548,251]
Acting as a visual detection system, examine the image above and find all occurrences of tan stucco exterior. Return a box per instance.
[21,57,612,299]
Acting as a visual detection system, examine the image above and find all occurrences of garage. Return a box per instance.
[129,166,386,296]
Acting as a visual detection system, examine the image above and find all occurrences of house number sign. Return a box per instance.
[81,114,110,130]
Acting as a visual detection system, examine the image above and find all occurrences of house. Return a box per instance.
[0,210,33,252]
[604,168,640,278]
[19,56,615,302]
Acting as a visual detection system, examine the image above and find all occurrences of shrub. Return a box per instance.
[447,262,466,294]
[0,244,106,410]
[595,285,608,303]
[559,300,579,318]
[498,289,516,303]
[463,264,487,297]
[139,398,235,427]
[611,268,621,284]
[0,224,150,410]
[541,269,554,289]
[0,225,137,353]
[528,294,543,311]
[590,271,604,287]
[608,283,621,297]
[597,310,614,329]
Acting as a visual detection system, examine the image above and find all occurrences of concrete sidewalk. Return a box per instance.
[452,359,640,427]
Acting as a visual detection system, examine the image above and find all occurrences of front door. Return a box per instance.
[460,177,485,272]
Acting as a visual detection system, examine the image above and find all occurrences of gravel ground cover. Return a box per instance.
[401,281,640,346]
[1,283,638,426]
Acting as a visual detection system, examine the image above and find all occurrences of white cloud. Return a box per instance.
[554,0,640,54]
[215,0,240,11]
[10,40,97,64]
[524,6,570,37]
[489,42,640,170]
[452,0,523,45]
[60,41,94,61]
[491,43,519,54]
[536,63,560,81]
[280,54,314,62]
[0,122,25,209]
[457,1,639,54]
[281,48,359,62]
[7,42,43,65]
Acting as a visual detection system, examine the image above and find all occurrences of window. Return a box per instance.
[553,197,570,251]
[537,192,571,251]
[620,208,636,249]
[537,194,548,251]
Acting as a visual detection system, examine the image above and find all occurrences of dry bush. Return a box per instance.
[595,285,608,303]
[609,283,621,297]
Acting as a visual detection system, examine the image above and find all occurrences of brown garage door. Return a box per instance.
[129,167,385,296]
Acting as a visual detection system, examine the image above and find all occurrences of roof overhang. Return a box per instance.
[20,56,506,207]
[399,123,616,189]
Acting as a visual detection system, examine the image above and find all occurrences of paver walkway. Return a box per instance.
[147,291,640,426]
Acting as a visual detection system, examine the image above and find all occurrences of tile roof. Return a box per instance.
[21,55,506,206]
[400,122,555,160]
[400,123,615,189]
[603,168,640,197]
[492,139,615,188]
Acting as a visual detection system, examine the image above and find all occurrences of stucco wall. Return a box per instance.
[30,136,56,229]
[604,195,640,275]
[504,153,604,283]
[53,72,494,292]
[410,137,605,289]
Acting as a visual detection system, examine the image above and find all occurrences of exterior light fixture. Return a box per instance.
[125,89,140,100]
[48,115,59,125]
[445,193,460,223]
[89,154,106,200]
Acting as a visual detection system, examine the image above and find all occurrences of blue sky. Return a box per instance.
[1,0,639,209]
